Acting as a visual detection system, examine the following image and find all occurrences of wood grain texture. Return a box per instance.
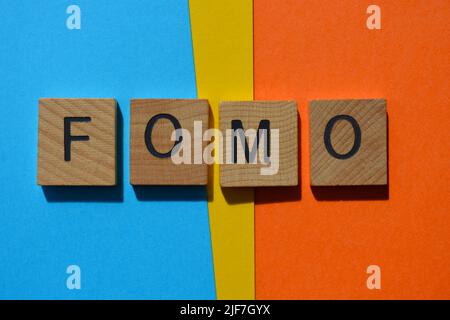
[220,101,298,187]
[37,98,117,186]
[130,99,209,185]
[309,99,387,186]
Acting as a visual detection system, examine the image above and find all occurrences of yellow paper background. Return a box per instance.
[189,0,255,299]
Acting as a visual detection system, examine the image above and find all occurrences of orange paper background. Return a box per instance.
[254,0,450,299]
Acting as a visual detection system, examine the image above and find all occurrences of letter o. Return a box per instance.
[324,115,361,159]
[145,114,183,158]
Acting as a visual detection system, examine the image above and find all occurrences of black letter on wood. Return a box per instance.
[324,114,361,160]
[64,117,91,162]
[145,114,183,158]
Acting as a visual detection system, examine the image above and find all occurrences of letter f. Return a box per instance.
[64,117,91,161]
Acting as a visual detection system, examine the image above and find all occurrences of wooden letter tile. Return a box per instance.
[309,99,387,186]
[130,99,209,185]
[37,98,117,186]
[219,101,298,187]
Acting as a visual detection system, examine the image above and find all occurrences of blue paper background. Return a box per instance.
[0,0,215,299]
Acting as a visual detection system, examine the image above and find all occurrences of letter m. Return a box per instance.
[231,119,270,164]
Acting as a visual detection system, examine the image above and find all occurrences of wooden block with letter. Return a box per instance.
[219,101,298,187]
[309,99,387,186]
[130,99,209,185]
[37,98,117,186]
